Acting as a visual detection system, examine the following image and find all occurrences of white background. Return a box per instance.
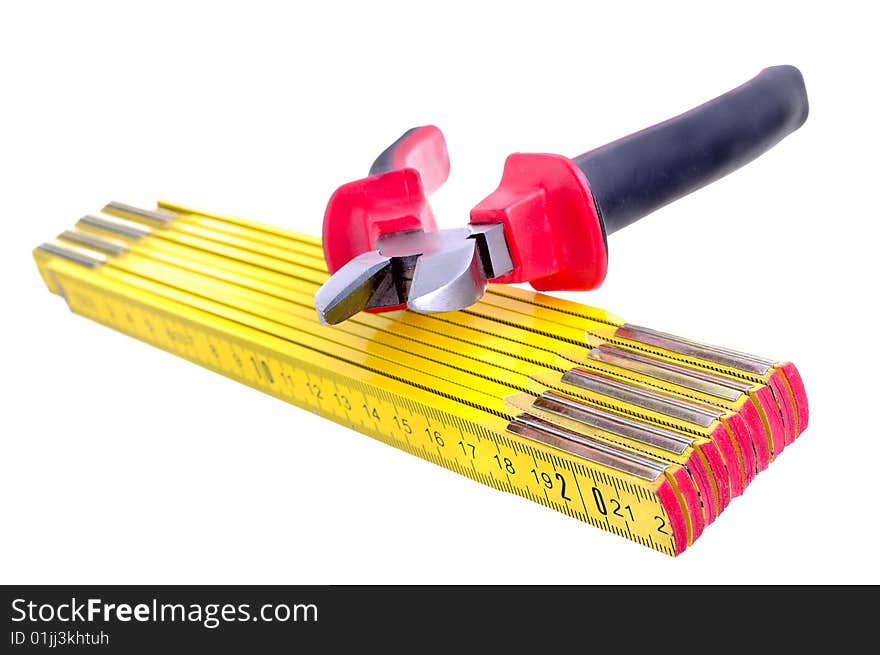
[1,1,878,584]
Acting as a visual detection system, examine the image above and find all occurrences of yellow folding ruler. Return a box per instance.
[33,201,809,556]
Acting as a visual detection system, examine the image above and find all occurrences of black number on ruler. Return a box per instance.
[363,404,380,421]
[554,473,572,501]
[306,382,322,399]
[333,393,351,410]
[493,455,515,474]
[592,487,608,516]
[610,499,635,521]
[458,441,476,458]
[393,416,412,434]
[250,356,274,384]
[425,429,444,447]
[531,469,553,489]
[654,516,669,535]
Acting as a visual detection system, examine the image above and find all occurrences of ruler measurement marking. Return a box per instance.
[570,471,588,518]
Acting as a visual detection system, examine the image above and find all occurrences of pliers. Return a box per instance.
[315,65,808,325]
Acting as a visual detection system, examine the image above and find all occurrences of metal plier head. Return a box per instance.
[315,223,512,325]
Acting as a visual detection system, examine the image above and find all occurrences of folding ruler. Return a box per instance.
[34,201,808,556]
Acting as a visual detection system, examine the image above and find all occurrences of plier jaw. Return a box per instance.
[315,223,512,325]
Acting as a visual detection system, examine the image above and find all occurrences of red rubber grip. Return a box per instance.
[323,126,449,274]
[470,153,608,290]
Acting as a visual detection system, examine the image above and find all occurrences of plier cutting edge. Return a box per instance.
[315,66,808,325]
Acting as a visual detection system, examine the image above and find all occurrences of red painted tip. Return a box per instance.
[723,415,756,489]
[671,467,705,543]
[710,422,745,499]
[698,442,731,513]
[685,450,718,525]
[777,362,809,436]
[768,370,797,446]
[656,478,689,555]
[753,386,786,460]
[739,398,771,472]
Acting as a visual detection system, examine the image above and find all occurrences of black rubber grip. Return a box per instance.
[573,65,809,235]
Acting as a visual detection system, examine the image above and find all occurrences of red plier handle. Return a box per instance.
[322,65,808,309]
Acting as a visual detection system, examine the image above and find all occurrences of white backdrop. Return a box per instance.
[1,1,877,583]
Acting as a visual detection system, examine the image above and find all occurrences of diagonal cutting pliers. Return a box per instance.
[315,66,808,325]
